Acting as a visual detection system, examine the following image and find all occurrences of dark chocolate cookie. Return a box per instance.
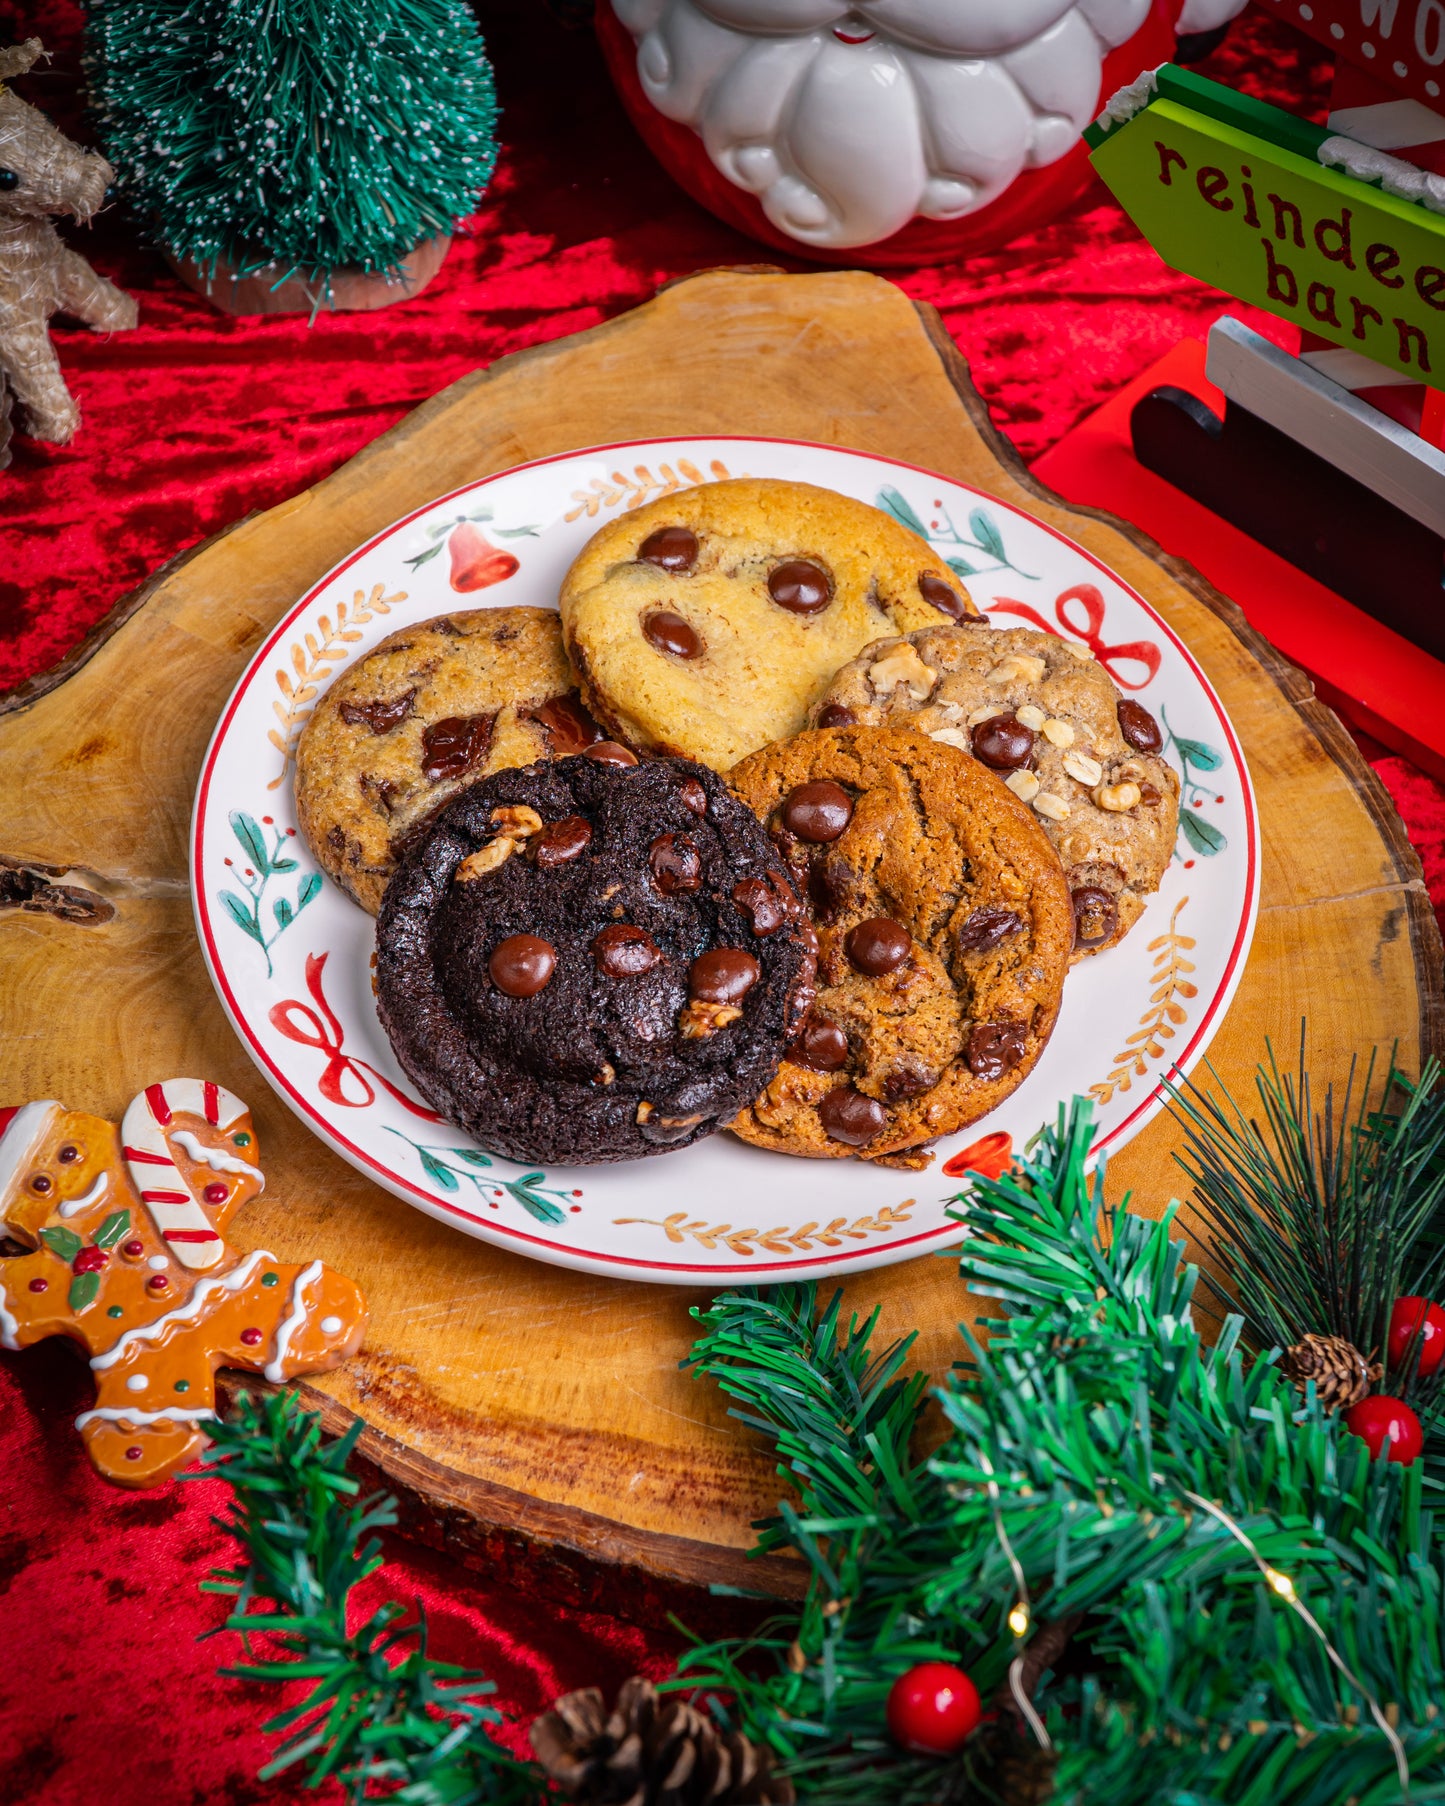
[376,751,817,1165]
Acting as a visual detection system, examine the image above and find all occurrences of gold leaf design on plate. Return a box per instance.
[1088,897,1197,1106]
[267,584,406,789]
[564,458,735,522]
[613,1199,917,1258]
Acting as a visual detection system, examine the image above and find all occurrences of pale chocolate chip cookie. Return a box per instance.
[296,607,603,913]
[811,623,1181,957]
[727,725,1073,1165]
[558,478,977,771]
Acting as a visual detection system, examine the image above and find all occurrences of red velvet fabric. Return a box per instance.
[2,7,1444,1804]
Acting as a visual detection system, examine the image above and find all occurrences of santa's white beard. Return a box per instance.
[613,0,1157,247]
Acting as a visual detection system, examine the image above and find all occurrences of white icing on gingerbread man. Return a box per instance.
[0,1082,367,1488]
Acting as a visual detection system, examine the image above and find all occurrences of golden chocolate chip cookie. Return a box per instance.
[558,478,977,771]
[811,623,1181,957]
[727,725,1073,1165]
[296,607,602,913]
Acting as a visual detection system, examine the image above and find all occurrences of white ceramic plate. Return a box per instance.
[192,438,1258,1284]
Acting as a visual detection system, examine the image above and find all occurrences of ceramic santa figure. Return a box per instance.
[599,0,1250,262]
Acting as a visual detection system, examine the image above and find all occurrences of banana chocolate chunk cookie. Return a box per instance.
[376,747,817,1166]
[296,607,603,914]
[728,725,1072,1166]
[558,477,977,771]
[811,623,1181,957]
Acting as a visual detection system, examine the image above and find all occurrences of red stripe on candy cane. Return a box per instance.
[141,1190,193,1205]
[122,1147,171,1165]
[144,1083,173,1127]
[203,1082,219,1125]
[163,1228,222,1243]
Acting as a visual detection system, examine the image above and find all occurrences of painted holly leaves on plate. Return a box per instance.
[219,812,322,977]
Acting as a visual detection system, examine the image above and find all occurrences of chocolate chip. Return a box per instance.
[809,852,859,922]
[817,703,857,729]
[790,1015,849,1072]
[1139,782,1161,807]
[592,924,661,977]
[535,815,592,867]
[780,781,853,843]
[339,688,416,735]
[650,833,702,895]
[958,906,1023,953]
[489,934,556,997]
[818,1087,887,1145]
[522,692,604,755]
[689,948,760,1004]
[584,741,639,768]
[679,778,707,816]
[768,560,832,615]
[421,713,495,783]
[846,917,911,976]
[638,525,699,572]
[643,610,704,660]
[883,1061,937,1102]
[919,574,966,621]
[1072,886,1118,950]
[967,1021,1026,1081]
[360,773,402,816]
[732,874,788,936]
[972,713,1036,772]
[1117,699,1163,754]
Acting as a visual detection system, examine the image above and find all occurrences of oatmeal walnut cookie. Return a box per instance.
[727,725,1072,1165]
[811,623,1180,957]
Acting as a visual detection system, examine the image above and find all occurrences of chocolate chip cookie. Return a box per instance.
[376,748,817,1166]
[727,725,1072,1165]
[558,478,978,771]
[296,607,603,913]
[811,624,1180,957]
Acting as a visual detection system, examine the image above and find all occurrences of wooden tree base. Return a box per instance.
[167,234,451,316]
[0,270,1439,1622]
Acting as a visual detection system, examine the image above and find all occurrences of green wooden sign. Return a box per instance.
[1088,68,1445,391]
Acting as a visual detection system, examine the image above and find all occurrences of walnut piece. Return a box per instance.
[869,642,936,700]
[492,805,544,839]
[1094,781,1142,813]
[679,1000,744,1039]
[988,653,1048,687]
[455,838,515,881]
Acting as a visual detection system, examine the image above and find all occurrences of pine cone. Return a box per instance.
[1280,1332,1381,1410]
[531,1676,795,1805]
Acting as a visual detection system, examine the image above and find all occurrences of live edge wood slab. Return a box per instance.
[2,270,1440,1622]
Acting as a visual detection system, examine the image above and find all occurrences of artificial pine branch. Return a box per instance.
[194,1391,542,1805]
[1169,1040,1445,1383]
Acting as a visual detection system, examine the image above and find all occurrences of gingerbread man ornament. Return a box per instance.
[0,1080,367,1487]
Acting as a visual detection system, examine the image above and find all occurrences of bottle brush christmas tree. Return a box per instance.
[84,0,499,308]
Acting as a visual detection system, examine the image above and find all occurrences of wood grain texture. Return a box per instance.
[1,270,1438,1613]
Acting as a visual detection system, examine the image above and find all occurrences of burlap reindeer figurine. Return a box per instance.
[0,37,136,461]
[0,1080,368,1488]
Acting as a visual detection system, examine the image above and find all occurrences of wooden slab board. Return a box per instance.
[2,270,1440,1620]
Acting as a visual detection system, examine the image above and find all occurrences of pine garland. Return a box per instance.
[192,1394,541,1804]
[199,1054,1445,1804]
[84,0,500,277]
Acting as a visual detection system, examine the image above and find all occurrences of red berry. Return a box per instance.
[72,1245,108,1274]
[1388,1297,1445,1378]
[239,1327,263,1347]
[204,1182,229,1204]
[28,1277,47,1293]
[1345,1395,1424,1465]
[122,1239,145,1258]
[147,1274,169,1293]
[886,1662,982,1755]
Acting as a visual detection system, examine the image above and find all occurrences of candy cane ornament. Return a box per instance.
[121,1080,260,1272]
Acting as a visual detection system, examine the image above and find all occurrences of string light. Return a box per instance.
[978,1454,1053,1752]
[1181,1490,1409,1794]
